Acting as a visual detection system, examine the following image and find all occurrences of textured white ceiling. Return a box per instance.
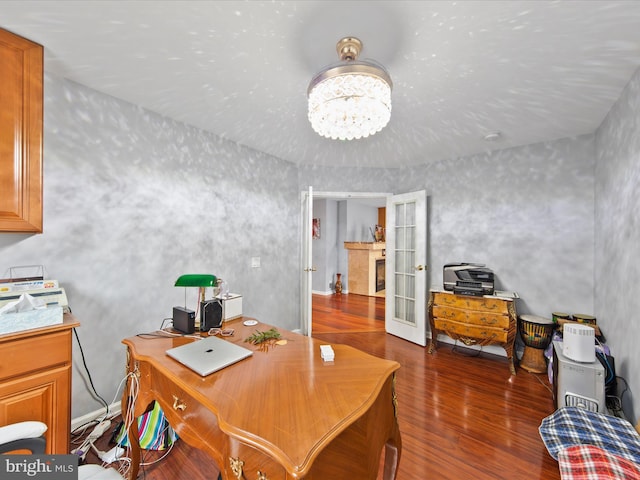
[2,1,640,168]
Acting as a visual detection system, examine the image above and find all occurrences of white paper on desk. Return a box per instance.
[0,293,46,315]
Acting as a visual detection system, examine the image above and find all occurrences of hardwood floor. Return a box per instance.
[312,292,386,334]
[84,293,561,479]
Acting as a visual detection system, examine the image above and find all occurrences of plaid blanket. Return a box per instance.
[539,407,640,466]
[558,445,640,480]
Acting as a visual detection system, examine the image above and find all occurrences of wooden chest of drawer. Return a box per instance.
[428,291,517,375]
[0,315,79,454]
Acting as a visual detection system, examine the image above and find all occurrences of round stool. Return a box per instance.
[519,314,555,373]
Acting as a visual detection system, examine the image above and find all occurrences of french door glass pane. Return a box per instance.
[407,251,415,270]
[393,200,417,326]
[394,296,405,320]
[395,204,405,225]
[407,274,415,298]
[396,227,405,249]
[407,226,416,249]
[406,299,415,324]
[406,203,415,225]
[395,274,405,296]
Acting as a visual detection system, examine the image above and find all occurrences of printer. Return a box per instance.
[443,263,494,296]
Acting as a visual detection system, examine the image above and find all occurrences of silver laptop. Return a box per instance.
[166,336,253,376]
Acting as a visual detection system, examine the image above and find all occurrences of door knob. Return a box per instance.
[415,265,425,271]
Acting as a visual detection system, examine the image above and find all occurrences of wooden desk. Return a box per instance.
[122,318,401,480]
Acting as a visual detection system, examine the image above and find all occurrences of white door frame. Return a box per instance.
[300,191,391,335]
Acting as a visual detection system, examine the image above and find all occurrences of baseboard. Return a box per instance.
[71,401,121,431]
[311,290,349,295]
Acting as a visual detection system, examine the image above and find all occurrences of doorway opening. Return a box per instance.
[310,192,389,334]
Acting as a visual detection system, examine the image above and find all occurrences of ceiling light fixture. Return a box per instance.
[307,37,392,141]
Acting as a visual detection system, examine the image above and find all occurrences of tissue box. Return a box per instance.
[0,306,64,335]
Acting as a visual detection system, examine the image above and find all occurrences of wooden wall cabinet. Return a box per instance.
[0,28,44,233]
[428,290,517,375]
[0,315,79,454]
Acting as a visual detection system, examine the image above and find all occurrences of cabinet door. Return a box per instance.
[0,28,43,233]
[0,365,71,454]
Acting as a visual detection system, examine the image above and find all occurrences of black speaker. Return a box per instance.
[200,299,223,331]
[173,306,195,334]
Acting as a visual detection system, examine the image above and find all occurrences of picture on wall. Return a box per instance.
[313,218,320,239]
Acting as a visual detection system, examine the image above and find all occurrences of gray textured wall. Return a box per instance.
[0,73,300,417]
[311,198,339,294]
[301,139,596,322]
[397,135,596,318]
[595,66,640,422]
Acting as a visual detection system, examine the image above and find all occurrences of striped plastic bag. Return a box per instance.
[115,401,178,450]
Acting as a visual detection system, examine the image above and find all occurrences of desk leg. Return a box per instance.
[382,421,401,480]
[126,411,141,480]
[122,352,141,480]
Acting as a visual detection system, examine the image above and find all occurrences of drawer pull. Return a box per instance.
[172,395,187,411]
[479,316,498,325]
[230,457,244,479]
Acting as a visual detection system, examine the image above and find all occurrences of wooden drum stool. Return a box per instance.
[519,314,555,373]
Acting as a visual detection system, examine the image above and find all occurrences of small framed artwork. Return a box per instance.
[312,218,320,239]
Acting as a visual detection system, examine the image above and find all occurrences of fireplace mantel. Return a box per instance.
[344,242,386,297]
[344,241,386,251]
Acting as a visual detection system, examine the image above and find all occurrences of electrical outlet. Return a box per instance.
[251,257,261,268]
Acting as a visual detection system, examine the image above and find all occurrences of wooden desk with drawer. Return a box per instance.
[428,290,517,375]
[122,318,401,480]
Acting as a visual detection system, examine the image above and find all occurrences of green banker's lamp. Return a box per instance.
[174,274,219,307]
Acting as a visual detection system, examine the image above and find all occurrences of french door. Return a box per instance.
[385,190,428,346]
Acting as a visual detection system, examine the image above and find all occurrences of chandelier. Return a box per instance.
[307,37,392,141]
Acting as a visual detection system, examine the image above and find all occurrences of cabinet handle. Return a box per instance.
[172,395,187,411]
